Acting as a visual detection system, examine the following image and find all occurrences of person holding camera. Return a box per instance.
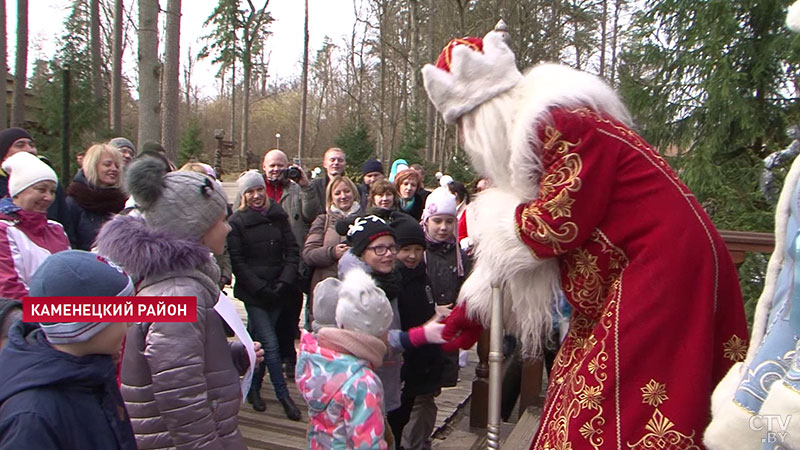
[261,149,319,379]
[227,170,302,420]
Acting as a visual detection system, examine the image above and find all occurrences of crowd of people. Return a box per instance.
[0,122,490,449]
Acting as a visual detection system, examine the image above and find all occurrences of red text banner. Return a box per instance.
[23,297,197,322]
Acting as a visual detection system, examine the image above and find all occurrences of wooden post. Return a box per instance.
[518,357,545,416]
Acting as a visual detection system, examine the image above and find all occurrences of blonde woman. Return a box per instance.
[302,175,361,300]
[65,144,127,250]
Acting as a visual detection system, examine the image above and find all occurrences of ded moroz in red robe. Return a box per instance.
[517,106,748,449]
[419,26,749,449]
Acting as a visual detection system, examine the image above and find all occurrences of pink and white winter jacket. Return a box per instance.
[296,331,387,450]
[0,198,70,299]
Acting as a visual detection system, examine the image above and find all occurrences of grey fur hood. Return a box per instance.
[95,214,214,283]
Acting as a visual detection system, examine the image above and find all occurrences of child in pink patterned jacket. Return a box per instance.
[296,268,392,450]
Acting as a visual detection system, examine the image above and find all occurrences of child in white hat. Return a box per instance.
[296,268,393,449]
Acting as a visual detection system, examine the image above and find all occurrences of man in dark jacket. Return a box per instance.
[308,147,347,218]
[0,250,137,450]
[359,158,384,209]
[262,149,319,378]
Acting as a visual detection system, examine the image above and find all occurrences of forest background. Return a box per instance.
[3,0,800,324]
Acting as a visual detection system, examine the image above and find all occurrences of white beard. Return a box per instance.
[459,95,559,356]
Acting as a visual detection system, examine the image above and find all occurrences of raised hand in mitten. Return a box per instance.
[441,302,483,352]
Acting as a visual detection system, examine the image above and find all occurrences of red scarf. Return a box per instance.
[265,180,283,202]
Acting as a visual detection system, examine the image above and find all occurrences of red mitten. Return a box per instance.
[441,302,483,352]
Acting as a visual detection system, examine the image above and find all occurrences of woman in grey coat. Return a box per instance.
[95,158,260,450]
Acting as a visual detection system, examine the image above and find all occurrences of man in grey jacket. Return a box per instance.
[262,149,319,378]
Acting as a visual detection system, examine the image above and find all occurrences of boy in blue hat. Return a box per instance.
[0,250,136,450]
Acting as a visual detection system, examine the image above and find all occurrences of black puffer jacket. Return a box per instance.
[425,240,472,306]
[397,262,444,396]
[228,200,300,307]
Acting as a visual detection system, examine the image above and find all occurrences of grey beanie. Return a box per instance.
[125,157,227,240]
[109,137,137,156]
[29,250,134,344]
[312,277,341,333]
[236,170,266,198]
[335,268,393,338]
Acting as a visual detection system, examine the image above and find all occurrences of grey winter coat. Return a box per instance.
[95,215,249,450]
[279,180,320,252]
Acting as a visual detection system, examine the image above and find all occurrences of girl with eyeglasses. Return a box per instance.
[334,214,404,447]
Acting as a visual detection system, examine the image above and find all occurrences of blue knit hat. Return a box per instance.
[29,250,134,344]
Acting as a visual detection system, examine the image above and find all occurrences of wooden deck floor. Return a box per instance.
[230,296,477,449]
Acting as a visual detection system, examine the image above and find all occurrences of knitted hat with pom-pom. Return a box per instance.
[125,157,227,240]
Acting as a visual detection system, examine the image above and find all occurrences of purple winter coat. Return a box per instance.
[95,215,249,450]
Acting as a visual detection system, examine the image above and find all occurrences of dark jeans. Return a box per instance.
[275,288,302,364]
[245,303,289,399]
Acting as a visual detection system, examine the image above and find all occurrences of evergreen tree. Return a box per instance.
[30,0,107,176]
[618,0,798,324]
[178,117,205,165]
[335,121,375,181]
[394,108,426,165]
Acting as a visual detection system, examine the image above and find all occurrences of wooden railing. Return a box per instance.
[468,229,775,429]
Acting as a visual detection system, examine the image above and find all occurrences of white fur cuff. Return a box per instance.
[788,1,800,32]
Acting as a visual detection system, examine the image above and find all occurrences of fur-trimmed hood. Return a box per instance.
[94,214,215,284]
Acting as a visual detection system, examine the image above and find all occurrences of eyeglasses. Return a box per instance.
[365,244,399,256]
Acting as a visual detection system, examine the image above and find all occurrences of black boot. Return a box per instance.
[279,395,301,421]
[247,389,266,412]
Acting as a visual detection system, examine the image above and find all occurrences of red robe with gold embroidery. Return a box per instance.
[515,107,748,449]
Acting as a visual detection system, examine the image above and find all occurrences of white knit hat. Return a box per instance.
[335,268,393,338]
[312,277,341,332]
[1,152,58,197]
[422,186,457,221]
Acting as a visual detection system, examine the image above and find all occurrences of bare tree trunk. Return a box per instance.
[111,0,123,134]
[138,0,161,146]
[599,0,607,77]
[610,0,622,85]
[230,59,236,166]
[424,0,435,161]
[183,46,192,112]
[240,59,251,161]
[297,0,309,159]
[160,0,180,163]
[376,0,386,165]
[10,0,26,127]
[0,0,7,128]
[90,0,104,130]
[409,0,421,112]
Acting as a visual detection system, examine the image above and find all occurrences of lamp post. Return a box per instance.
[276,132,281,149]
